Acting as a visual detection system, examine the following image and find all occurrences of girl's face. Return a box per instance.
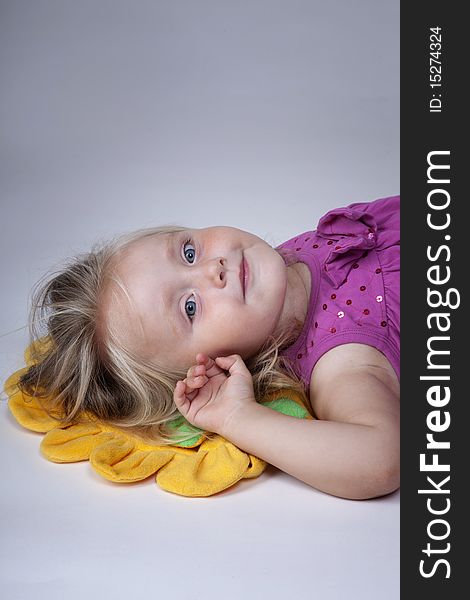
[104,226,295,370]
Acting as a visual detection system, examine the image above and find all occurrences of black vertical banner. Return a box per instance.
[401,2,466,596]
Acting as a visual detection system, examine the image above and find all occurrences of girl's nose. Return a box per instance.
[200,257,227,288]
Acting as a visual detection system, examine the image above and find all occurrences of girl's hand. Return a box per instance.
[173,353,256,436]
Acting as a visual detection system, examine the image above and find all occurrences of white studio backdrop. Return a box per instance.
[0,2,399,599]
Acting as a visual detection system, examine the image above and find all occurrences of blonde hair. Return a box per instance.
[17,227,309,446]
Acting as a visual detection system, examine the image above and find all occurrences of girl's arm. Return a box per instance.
[174,354,399,500]
[220,388,399,500]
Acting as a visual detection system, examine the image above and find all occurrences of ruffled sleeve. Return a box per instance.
[316,203,378,289]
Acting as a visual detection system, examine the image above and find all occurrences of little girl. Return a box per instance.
[19,195,400,500]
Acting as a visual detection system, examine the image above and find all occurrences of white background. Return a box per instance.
[0,1,399,598]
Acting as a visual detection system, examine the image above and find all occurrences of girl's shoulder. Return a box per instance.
[308,343,399,420]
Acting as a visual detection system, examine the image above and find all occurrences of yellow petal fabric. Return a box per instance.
[157,437,265,497]
[41,424,113,462]
[92,440,176,483]
[8,383,62,433]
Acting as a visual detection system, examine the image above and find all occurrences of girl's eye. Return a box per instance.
[185,296,197,320]
[183,240,196,264]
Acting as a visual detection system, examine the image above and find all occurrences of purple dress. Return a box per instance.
[277,196,400,390]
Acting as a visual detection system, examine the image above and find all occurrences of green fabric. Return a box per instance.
[169,396,309,447]
[167,416,204,447]
[261,397,309,419]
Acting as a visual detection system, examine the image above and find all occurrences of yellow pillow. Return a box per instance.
[4,343,312,497]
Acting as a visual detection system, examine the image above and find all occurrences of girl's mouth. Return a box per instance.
[240,256,249,299]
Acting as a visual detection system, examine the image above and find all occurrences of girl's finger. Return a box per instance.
[186,364,199,376]
[194,364,206,376]
[196,353,225,377]
[214,354,249,376]
[195,353,212,367]
[186,374,208,388]
[186,364,207,380]
[175,380,198,404]
[174,381,190,414]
